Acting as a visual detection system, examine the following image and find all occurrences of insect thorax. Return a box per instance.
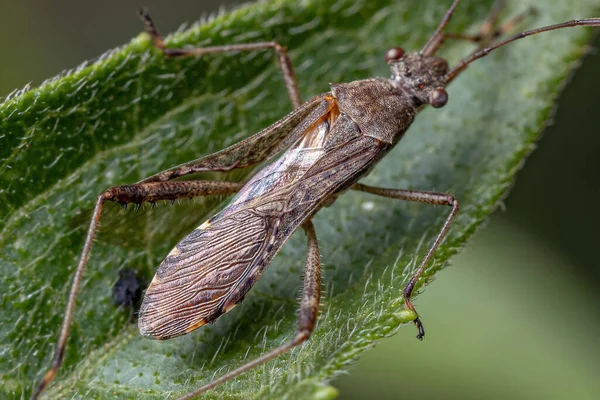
[330,78,417,145]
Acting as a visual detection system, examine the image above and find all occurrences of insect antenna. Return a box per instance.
[421,0,461,56]
[445,17,600,83]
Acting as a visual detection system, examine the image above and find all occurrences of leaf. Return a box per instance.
[1,0,597,398]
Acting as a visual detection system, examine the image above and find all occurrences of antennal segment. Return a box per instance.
[445,17,600,83]
[421,0,461,56]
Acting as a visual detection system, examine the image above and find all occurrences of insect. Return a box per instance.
[32,0,600,399]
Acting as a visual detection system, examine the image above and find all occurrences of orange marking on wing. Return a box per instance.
[224,302,237,313]
[185,319,207,333]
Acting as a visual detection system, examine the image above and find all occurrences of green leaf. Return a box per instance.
[1,0,597,398]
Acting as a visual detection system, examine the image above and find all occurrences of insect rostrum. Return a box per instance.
[28,0,600,399]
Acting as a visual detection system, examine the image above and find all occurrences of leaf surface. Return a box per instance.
[1,0,597,398]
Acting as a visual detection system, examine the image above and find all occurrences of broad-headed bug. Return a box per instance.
[32,1,600,399]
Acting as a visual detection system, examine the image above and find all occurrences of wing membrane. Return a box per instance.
[139,210,270,339]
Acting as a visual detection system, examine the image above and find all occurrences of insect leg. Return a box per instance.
[105,179,244,206]
[139,9,301,108]
[177,219,321,400]
[449,4,536,47]
[32,179,244,400]
[351,183,459,340]
[423,0,536,55]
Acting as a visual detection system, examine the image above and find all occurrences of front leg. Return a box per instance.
[351,183,459,339]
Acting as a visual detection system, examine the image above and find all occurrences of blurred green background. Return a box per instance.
[1,1,598,399]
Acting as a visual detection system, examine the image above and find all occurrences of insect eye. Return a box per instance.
[385,47,405,64]
[429,87,448,108]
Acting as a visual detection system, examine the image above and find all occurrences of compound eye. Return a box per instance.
[429,87,448,108]
[385,47,405,64]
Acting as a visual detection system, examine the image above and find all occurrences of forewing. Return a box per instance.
[138,209,273,339]
[139,101,386,340]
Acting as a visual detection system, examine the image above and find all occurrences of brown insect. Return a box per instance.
[33,1,600,399]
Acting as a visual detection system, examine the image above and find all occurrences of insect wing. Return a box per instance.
[137,97,334,339]
[139,98,385,340]
[138,207,274,339]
